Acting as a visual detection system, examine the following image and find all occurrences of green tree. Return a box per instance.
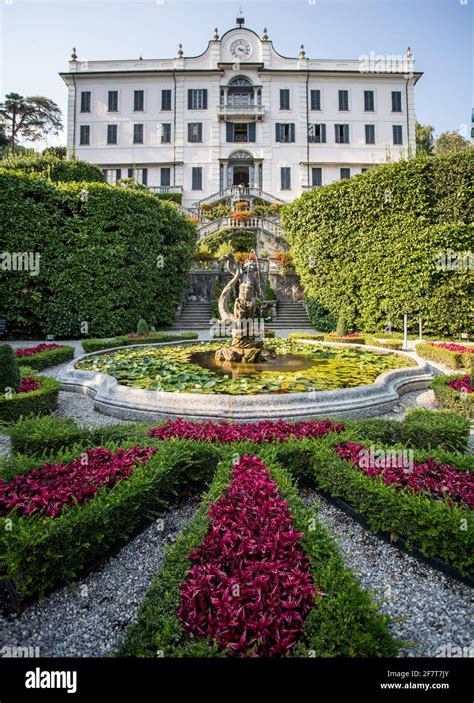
[415,120,434,156]
[42,145,66,158]
[0,93,63,152]
[434,131,472,156]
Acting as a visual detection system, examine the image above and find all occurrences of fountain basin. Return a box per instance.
[58,340,433,421]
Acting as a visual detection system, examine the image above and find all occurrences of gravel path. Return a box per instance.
[0,497,199,657]
[301,489,474,658]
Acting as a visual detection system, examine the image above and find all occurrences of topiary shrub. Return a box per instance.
[136,319,149,335]
[0,154,105,183]
[0,344,21,394]
[264,281,277,301]
[0,169,196,338]
[282,151,474,337]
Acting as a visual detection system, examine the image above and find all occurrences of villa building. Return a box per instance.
[61,17,422,208]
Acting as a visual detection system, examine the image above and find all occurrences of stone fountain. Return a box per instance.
[215,253,271,363]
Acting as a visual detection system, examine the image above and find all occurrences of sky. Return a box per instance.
[0,0,472,148]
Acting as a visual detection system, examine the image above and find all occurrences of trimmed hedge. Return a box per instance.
[288,332,324,341]
[82,332,198,354]
[416,343,473,370]
[0,154,105,183]
[282,151,474,337]
[16,345,75,370]
[0,441,221,600]
[0,375,59,423]
[432,375,474,419]
[118,453,398,657]
[272,438,473,574]
[366,337,403,350]
[7,408,470,458]
[305,297,336,333]
[323,334,366,345]
[199,227,257,255]
[0,169,196,338]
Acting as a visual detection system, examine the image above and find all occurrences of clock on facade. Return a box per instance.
[230,39,252,59]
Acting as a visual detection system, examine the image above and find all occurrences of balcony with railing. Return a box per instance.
[217,103,266,121]
[148,185,183,195]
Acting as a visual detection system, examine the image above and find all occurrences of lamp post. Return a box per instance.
[402,313,409,351]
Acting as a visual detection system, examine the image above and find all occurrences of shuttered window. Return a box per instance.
[161,168,171,187]
[108,91,118,112]
[79,125,90,145]
[188,123,203,142]
[335,124,350,144]
[107,124,117,144]
[338,90,349,111]
[192,167,203,190]
[161,89,172,110]
[365,124,375,144]
[308,124,326,143]
[280,89,290,110]
[310,89,321,110]
[275,123,295,142]
[161,123,171,143]
[134,90,144,111]
[340,168,351,179]
[392,91,402,112]
[280,167,291,190]
[133,124,144,144]
[364,90,374,112]
[393,125,403,145]
[80,91,91,113]
[188,89,208,109]
[311,167,322,187]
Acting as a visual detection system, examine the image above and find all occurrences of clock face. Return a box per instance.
[230,39,252,59]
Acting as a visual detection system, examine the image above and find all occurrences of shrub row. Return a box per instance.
[0,376,59,424]
[282,151,474,336]
[272,438,473,574]
[8,408,469,458]
[0,169,196,338]
[288,332,324,341]
[0,441,221,600]
[15,345,75,370]
[323,334,366,345]
[0,154,105,183]
[81,332,198,354]
[118,452,398,657]
[416,343,473,370]
[432,375,474,419]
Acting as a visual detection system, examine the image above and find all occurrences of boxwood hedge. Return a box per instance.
[0,154,105,183]
[82,332,198,354]
[432,375,474,419]
[0,169,196,338]
[282,151,474,337]
[416,342,473,370]
[0,375,59,423]
[16,345,75,370]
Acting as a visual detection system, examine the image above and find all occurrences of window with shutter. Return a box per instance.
[310,89,321,110]
[308,124,326,143]
[161,123,171,143]
[338,90,349,111]
[226,122,234,142]
[133,124,144,144]
[161,89,172,111]
[192,167,203,190]
[161,168,171,187]
[108,91,118,112]
[280,89,290,110]
[79,125,90,145]
[188,123,202,142]
[340,168,351,179]
[365,124,375,144]
[392,91,402,112]
[116,169,122,181]
[364,90,374,112]
[141,168,148,186]
[393,125,403,145]
[335,124,349,144]
[280,167,291,190]
[128,168,133,178]
[311,167,322,187]
[134,90,144,111]
[188,89,207,110]
[80,92,91,113]
[248,122,256,142]
[107,124,117,145]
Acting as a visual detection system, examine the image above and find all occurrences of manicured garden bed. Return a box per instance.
[416,342,473,369]
[82,332,198,354]
[15,343,75,370]
[118,453,399,657]
[0,374,59,423]
[323,333,366,345]
[432,374,474,418]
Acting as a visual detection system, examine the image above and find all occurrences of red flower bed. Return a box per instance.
[147,418,343,443]
[430,343,474,354]
[329,332,360,338]
[17,377,41,394]
[448,376,473,393]
[16,343,65,358]
[0,446,157,518]
[178,455,319,656]
[334,442,474,508]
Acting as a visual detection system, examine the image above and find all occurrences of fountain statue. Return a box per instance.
[215,253,270,363]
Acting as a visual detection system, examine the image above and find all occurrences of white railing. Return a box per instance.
[217,104,265,118]
[148,185,183,194]
[192,186,285,209]
[198,216,285,240]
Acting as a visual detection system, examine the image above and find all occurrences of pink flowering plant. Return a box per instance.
[16,377,41,394]
[0,446,157,518]
[448,375,473,394]
[147,418,343,443]
[177,455,321,656]
[430,343,474,354]
[15,343,65,358]
[334,441,473,509]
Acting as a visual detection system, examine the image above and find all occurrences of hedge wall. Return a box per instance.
[0,169,196,338]
[0,154,105,183]
[282,152,474,337]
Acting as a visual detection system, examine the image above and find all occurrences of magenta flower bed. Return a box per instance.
[334,442,474,509]
[430,343,474,354]
[15,343,65,358]
[0,446,157,518]
[329,332,360,338]
[17,377,41,394]
[448,375,474,394]
[178,454,319,657]
[147,418,343,443]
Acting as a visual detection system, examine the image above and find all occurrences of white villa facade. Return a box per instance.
[61,18,422,208]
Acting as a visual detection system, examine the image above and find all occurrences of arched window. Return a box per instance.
[228,76,253,87]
